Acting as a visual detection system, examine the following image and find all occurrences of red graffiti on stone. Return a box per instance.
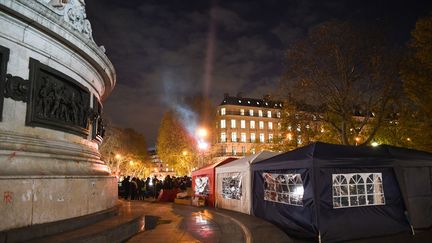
[3,191,13,204]
[6,151,16,163]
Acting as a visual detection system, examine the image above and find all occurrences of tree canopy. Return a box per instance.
[156,95,217,175]
[399,15,432,152]
[99,125,150,177]
[156,110,198,175]
[282,21,400,146]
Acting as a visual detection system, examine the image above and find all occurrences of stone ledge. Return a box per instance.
[0,130,110,176]
[0,204,120,243]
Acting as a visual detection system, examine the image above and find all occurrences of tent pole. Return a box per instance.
[410,225,415,236]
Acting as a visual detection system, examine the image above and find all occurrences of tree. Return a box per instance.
[400,15,432,152]
[282,21,400,146]
[156,110,198,175]
[100,125,150,177]
[270,99,339,152]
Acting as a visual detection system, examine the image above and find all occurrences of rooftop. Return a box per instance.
[220,93,283,108]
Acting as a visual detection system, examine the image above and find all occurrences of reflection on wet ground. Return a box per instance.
[178,211,220,242]
[126,201,244,243]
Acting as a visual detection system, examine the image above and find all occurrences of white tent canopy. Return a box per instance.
[215,151,280,214]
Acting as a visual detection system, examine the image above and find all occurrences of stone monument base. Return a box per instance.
[0,176,117,231]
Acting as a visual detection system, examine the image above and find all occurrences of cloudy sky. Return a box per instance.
[86,0,432,146]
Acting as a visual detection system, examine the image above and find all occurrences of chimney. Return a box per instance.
[263,94,270,100]
[224,93,229,98]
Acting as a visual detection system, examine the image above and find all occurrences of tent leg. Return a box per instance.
[410,225,415,236]
[318,231,322,243]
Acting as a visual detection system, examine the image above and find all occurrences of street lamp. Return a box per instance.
[197,127,208,138]
[198,141,209,150]
[355,136,361,145]
[196,127,209,169]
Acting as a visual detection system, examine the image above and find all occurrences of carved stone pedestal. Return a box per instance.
[0,0,116,231]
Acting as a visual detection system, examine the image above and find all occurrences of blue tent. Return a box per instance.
[251,142,432,242]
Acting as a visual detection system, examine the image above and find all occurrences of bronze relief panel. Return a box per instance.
[0,45,10,121]
[26,58,91,137]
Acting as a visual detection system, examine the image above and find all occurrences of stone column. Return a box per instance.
[0,0,117,231]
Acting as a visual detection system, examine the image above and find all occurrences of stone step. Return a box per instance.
[28,212,145,243]
[1,205,120,243]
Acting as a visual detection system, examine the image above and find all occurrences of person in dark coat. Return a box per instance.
[164,175,173,190]
[130,177,138,200]
[145,177,151,198]
[121,176,130,199]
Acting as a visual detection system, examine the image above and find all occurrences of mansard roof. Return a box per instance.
[220,95,283,109]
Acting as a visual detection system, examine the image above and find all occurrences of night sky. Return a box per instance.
[86,0,432,146]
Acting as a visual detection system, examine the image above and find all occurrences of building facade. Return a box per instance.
[214,94,283,157]
[148,148,176,179]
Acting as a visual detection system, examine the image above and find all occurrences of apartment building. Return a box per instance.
[214,93,282,157]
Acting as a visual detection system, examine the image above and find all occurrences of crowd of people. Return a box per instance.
[119,175,192,200]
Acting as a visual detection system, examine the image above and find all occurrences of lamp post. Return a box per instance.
[196,127,209,168]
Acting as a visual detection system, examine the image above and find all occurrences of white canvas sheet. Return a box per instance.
[215,151,280,214]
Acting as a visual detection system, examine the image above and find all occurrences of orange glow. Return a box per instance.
[287,132,293,141]
[197,127,208,138]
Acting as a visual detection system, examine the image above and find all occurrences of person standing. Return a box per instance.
[121,176,130,200]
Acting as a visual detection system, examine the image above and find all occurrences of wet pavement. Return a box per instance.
[122,200,432,243]
[122,199,293,243]
[125,200,245,243]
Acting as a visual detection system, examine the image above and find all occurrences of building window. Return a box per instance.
[332,173,385,209]
[240,120,246,129]
[250,120,255,129]
[251,133,256,142]
[259,133,265,143]
[268,122,273,130]
[220,119,226,129]
[240,109,245,115]
[232,146,237,155]
[267,111,272,118]
[221,132,226,143]
[241,133,246,142]
[249,109,254,116]
[259,121,264,129]
[263,173,304,206]
[258,110,263,117]
[241,146,246,155]
[231,119,236,128]
[278,122,281,130]
[277,112,281,118]
[269,133,273,142]
[231,132,237,142]
[221,108,226,116]
[251,148,256,154]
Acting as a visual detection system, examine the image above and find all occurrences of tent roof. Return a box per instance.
[252,142,432,170]
[216,151,280,173]
[192,157,237,177]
